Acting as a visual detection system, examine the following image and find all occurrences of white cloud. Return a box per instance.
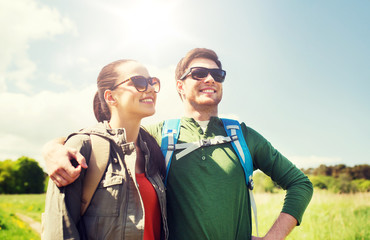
[289,155,343,169]
[48,73,76,90]
[0,133,39,162]
[0,85,96,167]
[0,75,6,92]
[0,0,77,93]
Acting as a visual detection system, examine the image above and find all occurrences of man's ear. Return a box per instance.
[176,80,184,94]
[104,90,117,106]
[176,80,185,100]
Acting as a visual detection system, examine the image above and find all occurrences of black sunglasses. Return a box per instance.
[111,76,160,93]
[180,67,226,83]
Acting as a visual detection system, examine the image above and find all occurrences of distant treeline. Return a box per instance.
[253,164,370,194]
[302,164,370,180]
[0,157,46,194]
[1,157,369,194]
[302,164,370,193]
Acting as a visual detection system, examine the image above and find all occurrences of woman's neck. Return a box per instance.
[109,115,141,143]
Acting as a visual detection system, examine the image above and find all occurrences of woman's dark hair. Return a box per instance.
[140,128,166,177]
[93,59,134,122]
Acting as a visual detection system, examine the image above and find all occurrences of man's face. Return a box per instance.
[177,58,223,109]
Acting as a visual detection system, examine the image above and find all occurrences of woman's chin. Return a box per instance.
[141,109,156,118]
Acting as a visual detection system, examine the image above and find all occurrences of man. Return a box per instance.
[44,48,313,239]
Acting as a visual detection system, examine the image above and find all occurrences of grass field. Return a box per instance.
[254,190,370,240]
[0,194,44,240]
[0,191,369,239]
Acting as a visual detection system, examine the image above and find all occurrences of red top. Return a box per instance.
[136,173,161,240]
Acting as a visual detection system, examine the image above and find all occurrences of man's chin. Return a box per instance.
[199,97,221,106]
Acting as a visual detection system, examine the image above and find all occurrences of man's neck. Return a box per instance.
[184,105,218,121]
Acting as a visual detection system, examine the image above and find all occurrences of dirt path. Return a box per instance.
[16,213,41,235]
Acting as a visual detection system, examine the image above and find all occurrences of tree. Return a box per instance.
[14,157,45,193]
[1,157,46,194]
[313,164,329,176]
[330,173,355,193]
[0,160,17,193]
[332,164,346,178]
[351,165,370,179]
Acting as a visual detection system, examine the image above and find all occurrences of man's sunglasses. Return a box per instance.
[180,67,226,83]
[111,76,160,93]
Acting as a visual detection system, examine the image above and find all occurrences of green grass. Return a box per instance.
[253,190,370,239]
[0,192,369,239]
[0,194,45,221]
[0,194,45,240]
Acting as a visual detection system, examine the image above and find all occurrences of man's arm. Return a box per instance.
[42,137,88,187]
[252,212,297,240]
[243,125,313,239]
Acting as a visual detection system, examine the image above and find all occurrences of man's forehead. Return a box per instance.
[188,58,219,69]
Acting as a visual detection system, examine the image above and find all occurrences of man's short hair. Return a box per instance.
[175,48,222,81]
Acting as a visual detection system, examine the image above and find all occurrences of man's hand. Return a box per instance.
[42,137,87,187]
[251,212,297,240]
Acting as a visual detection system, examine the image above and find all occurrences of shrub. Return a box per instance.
[329,173,356,194]
[252,171,279,193]
[353,179,370,192]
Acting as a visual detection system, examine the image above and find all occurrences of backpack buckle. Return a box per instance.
[167,144,175,151]
[248,179,254,190]
[231,135,238,141]
[200,139,211,147]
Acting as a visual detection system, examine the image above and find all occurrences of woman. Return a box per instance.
[42,59,168,240]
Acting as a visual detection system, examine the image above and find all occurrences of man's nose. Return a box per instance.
[203,73,215,83]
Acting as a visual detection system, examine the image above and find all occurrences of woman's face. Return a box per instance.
[111,61,157,121]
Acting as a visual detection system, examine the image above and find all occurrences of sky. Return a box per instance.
[0,0,369,170]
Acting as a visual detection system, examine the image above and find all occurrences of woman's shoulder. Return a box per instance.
[65,133,92,154]
[66,122,107,144]
[64,123,107,158]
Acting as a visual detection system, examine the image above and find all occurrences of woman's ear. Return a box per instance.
[104,90,117,106]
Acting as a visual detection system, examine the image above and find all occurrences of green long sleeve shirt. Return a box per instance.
[146,117,313,240]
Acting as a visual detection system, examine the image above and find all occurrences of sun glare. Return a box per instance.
[121,1,178,49]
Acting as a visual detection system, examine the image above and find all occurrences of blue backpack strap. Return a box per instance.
[161,119,181,186]
[221,118,259,236]
[221,118,254,190]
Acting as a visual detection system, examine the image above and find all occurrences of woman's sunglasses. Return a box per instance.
[111,76,160,93]
[180,67,226,83]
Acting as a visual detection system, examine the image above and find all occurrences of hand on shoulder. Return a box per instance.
[42,137,87,187]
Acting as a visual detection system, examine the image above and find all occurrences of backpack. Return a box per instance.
[160,118,258,236]
[67,132,111,216]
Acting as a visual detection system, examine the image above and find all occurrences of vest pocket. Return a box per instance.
[84,173,124,216]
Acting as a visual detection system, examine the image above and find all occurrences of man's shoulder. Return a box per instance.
[143,121,166,142]
[235,121,266,141]
[143,120,164,130]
